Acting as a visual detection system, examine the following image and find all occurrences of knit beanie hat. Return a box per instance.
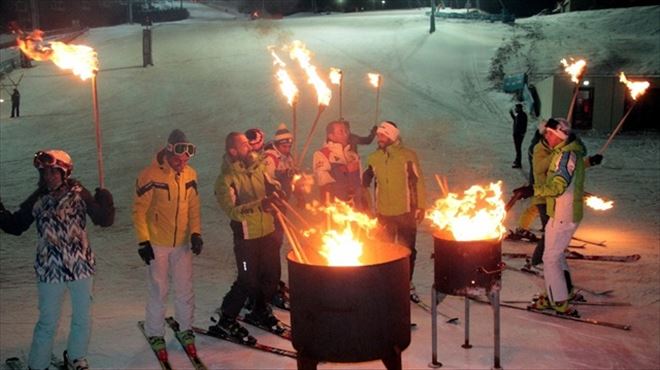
[376,120,400,141]
[168,129,188,144]
[245,128,265,148]
[544,118,570,140]
[274,123,293,142]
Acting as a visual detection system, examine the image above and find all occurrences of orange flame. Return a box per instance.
[305,199,378,266]
[585,195,613,211]
[560,58,587,84]
[329,67,342,85]
[18,30,98,81]
[368,73,381,88]
[619,72,650,101]
[288,40,332,106]
[426,181,506,241]
[269,47,299,106]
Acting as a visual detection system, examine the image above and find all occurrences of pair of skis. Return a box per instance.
[137,318,207,370]
[503,251,641,263]
[470,297,631,331]
[139,317,298,368]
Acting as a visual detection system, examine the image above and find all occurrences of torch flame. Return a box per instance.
[329,67,342,85]
[18,30,98,81]
[560,58,587,84]
[585,195,613,211]
[368,73,381,88]
[305,199,378,266]
[288,40,332,106]
[275,69,299,106]
[269,47,299,106]
[619,72,650,101]
[426,181,506,241]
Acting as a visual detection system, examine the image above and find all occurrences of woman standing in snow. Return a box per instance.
[0,150,115,370]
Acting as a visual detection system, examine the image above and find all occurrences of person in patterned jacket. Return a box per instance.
[0,149,114,370]
[132,129,203,362]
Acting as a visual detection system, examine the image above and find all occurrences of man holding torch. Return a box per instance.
[313,120,365,209]
[212,132,286,344]
[132,129,203,362]
[362,121,427,302]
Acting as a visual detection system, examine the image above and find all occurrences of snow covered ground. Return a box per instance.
[1,2,659,369]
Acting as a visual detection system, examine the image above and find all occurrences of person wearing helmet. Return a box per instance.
[0,149,115,370]
[132,129,203,363]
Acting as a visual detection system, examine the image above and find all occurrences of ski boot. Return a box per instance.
[64,350,90,370]
[527,293,551,310]
[272,281,291,310]
[551,300,580,317]
[146,336,168,363]
[210,314,257,345]
[175,329,197,357]
[515,227,540,242]
[246,309,287,335]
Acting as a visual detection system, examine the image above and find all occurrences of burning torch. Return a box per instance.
[598,72,650,155]
[329,67,343,119]
[560,58,587,124]
[288,41,332,168]
[368,73,382,126]
[18,30,105,188]
[270,47,300,161]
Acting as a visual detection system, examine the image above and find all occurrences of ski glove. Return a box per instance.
[190,233,203,255]
[138,241,154,265]
[588,154,603,166]
[513,184,534,200]
[94,188,114,207]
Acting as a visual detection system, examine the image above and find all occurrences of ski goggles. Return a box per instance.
[275,138,293,145]
[167,142,196,157]
[33,151,64,169]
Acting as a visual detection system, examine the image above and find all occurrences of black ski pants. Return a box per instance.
[221,229,281,319]
[513,133,525,165]
[378,212,417,280]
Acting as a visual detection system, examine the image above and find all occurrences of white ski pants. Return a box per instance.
[543,217,578,303]
[145,244,194,337]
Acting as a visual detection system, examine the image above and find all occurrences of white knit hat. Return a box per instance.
[274,123,293,142]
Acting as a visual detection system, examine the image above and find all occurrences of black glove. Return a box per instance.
[138,241,154,265]
[94,188,114,207]
[370,125,378,135]
[589,154,603,166]
[190,233,203,255]
[513,184,534,200]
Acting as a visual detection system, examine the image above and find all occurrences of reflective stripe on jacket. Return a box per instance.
[132,150,201,247]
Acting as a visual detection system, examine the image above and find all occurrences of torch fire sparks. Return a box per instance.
[585,195,613,211]
[560,58,587,84]
[18,30,98,81]
[619,72,650,101]
[305,199,378,266]
[426,181,506,241]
